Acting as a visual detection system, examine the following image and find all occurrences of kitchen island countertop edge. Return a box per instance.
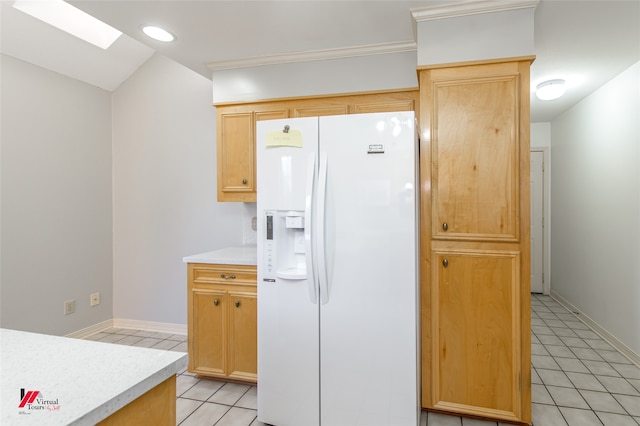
[1,328,187,425]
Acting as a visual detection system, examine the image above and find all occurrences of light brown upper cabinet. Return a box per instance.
[420,58,533,425]
[216,106,289,202]
[215,91,418,202]
[292,104,350,117]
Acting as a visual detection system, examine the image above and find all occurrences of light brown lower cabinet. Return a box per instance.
[430,249,524,421]
[187,263,257,383]
[96,376,176,426]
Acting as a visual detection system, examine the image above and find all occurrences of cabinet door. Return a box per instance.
[255,109,289,122]
[420,60,532,424]
[293,104,349,117]
[350,99,415,114]
[191,289,227,376]
[217,111,255,201]
[227,292,258,382]
[431,250,522,422]
[217,108,288,202]
[431,74,519,242]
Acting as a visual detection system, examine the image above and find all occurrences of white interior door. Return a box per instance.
[530,150,544,293]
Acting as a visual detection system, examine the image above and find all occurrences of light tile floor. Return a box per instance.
[85,294,640,425]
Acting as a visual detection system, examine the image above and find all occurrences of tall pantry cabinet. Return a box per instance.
[419,58,533,424]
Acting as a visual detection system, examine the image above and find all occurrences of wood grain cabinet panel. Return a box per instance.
[187,263,257,383]
[215,90,418,202]
[216,107,288,202]
[228,292,257,382]
[97,376,176,426]
[191,289,227,376]
[293,104,349,117]
[431,75,519,241]
[420,58,532,425]
[217,111,255,201]
[350,99,415,114]
[432,249,521,421]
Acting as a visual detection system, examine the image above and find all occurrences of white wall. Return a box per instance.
[416,7,535,67]
[531,122,551,148]
[550,60,640,355]
[112,54,244,326]
[0,54,113,335]
[211,51,418,103]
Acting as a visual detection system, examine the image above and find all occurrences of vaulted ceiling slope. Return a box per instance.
[0,1,155,92]
[2,1,639,122]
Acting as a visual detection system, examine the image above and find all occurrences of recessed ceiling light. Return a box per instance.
[536,79,567,101]
[141,25,175,42]
[13,0,122,50]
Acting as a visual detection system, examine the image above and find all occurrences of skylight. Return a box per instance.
[13,0,122,50]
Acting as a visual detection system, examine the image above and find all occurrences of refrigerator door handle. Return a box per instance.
[305,152,318,304]
[317,152,330,305]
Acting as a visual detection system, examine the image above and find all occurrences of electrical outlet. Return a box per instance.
[90,292,100,307]
[64,300,76,315]
[251,216,257,231]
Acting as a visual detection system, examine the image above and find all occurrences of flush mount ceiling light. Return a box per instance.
[13,0,122,50]
[141,25,175,42]
[536,79,567,101]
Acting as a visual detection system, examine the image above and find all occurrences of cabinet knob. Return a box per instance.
[443,258,449,268]
[242,179,247,185]
[235,300,240,308]
[214,299,219,306]
[220,274,236,279]
[442,222,448,231]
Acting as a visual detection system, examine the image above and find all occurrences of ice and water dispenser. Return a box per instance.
[262,210,307,283]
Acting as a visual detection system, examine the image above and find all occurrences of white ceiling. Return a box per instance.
[2,0,639,122]
[0,1,155,91]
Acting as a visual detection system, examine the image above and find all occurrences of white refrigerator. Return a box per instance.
[256,111,418,426]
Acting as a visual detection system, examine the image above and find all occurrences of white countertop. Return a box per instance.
[0,328,187,425]
[183,245,257,266]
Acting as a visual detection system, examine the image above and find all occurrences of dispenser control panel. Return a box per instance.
[263,211,276,282]
[262,210,307,283]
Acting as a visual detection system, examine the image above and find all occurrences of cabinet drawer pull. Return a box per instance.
[442,258,449,268]
[442,222,448,231]
[235,300,240,308]
[214,299,219,306]
[220,274,236,279]
[242,179,247,184]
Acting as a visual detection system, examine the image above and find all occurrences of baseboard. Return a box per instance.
[112,318,187,336]
[551,290,640,367]
[65,319,114,339]
[66,318,187,339]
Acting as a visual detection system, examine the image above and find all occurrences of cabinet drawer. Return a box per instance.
[190,264,257,287]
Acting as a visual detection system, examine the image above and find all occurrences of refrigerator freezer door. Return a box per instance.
[257,117,320,426]
[256,117,318,212]
[318,112,418,426]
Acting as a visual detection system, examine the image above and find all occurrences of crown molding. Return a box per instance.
[411,0,540,22]
[206,41,417,71]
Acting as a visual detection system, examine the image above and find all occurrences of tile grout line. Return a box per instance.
[531,295,640,425]
[84,294,639,426]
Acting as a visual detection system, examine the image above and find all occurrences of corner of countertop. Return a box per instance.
[182,244,257,266]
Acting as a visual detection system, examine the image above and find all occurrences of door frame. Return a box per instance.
[530,147,550,295]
